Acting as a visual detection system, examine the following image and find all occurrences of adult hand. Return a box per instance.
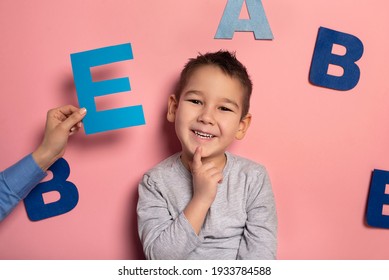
[32,105,86,171]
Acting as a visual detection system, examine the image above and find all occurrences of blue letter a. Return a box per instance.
[215,0,273,40]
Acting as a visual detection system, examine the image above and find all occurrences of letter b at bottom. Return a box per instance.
[24,158,79,221]
[366,169,389,228]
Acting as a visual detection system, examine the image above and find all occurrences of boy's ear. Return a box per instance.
[167,95,178,123]
[235,113,252,140]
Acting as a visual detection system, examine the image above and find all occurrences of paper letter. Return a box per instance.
[24,158,78,221]
[309,27,364,91]
[215,0,273,40]
[366,169,389,228]
[70,43,145,134]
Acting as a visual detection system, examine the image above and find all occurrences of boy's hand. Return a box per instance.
[184,146,222,234]
[32,105,87,171]
[190,146,222,206]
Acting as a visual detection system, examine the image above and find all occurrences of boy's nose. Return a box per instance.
[197,108,215,125]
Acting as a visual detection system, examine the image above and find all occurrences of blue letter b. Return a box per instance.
[309,27,364,91]
[366,169,389,229]
[24,158,79,221]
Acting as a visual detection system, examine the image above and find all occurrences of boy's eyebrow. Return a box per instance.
[183,90,240,109]
[183,90,202,97]
[220,97,240,109]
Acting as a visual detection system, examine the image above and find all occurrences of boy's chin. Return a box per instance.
[183,144,220,159]
[191,147,215,159]
[183,146,207,158]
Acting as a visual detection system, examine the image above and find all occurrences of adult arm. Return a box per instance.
[0,105,86,221]
[0,155,46,221]
[32,105,86,171]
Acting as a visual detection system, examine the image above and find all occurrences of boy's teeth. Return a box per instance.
[194,130,214,139]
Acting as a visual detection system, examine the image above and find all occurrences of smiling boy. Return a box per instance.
[137,51,277,259]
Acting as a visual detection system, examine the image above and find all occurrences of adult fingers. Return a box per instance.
[60,108,87,132]
[56,105,82,117]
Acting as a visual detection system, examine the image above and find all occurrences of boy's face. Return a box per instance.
[167,65,251,164]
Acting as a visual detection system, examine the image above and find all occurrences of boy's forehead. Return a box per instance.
[184,65,242,90]
[182,65,245,102]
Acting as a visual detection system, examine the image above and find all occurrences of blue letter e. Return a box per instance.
[309,27,364,91]
[70,43,145,134]
[366,169,389,229]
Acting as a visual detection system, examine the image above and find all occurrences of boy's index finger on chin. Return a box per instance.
[192,146,202,169]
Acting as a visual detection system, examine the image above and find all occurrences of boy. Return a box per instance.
[137,51,277,259]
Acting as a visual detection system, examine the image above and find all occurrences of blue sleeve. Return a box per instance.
[0,154,46,221]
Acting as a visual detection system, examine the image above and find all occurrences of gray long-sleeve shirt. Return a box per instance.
[137,152,277,259]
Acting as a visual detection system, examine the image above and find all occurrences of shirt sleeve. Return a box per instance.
[0,154,46,221]
[137,173,203,259]
[237,168,278,259]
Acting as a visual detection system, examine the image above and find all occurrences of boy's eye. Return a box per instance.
[187,99,202,105]
[219,106,233,112]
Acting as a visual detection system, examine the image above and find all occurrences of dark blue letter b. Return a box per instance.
[24,158,79,221]
[366,169,389,228]
[309,27,364,91]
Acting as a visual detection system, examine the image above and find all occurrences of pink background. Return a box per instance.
[1,0,389,259]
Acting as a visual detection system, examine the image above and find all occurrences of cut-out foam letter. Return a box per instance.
[309,27,364,91]
[70,43,145,134]
[215,0,273,40]
[24,158,79,221]
[366,169,389,228]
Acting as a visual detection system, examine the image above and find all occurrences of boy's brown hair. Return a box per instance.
[174,50,253,119]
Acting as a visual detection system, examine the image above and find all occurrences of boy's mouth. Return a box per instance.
[192,130,215,139]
